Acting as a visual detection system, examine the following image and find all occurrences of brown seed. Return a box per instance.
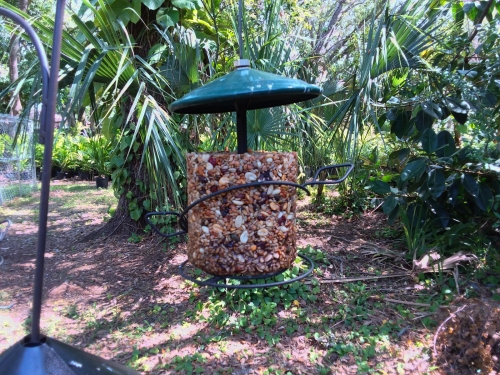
[219,176,230,185]
[270,202,279,211]
[257,228,269,237]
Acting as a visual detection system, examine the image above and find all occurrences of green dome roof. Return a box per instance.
[169,67,322,114]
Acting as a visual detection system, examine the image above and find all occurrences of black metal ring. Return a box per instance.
[146,163,354,240]
[303,163,354,186]
[178,180,311,230]
[178,253,315,289]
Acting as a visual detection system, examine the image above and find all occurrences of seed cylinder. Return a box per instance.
[186,151,298,276]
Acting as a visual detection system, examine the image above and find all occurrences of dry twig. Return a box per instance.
[433,304,468,357]
[368,295,448,309]
[305,272,412,284]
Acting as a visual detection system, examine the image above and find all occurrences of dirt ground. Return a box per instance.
[0,181,498,374]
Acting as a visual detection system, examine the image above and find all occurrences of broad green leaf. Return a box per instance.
[142,0,164,10]
[389,148,411,162]
[408,173,427,194]
[436,131,456,158]
[463,2,479,21]
[442,97,468,114]
[377,113,387,129]
[370,180,391,195]
[383,195,398,215]
[427,169,445,198]
[130,208,142,221]
[475,1,490,13]
[148,44,167,64]
[456,124,468,134]
[451,2,464,22]
[386,109,398,121]
[480,91,497,107]
[417,184,430,200]
[438,105,450,120]
[391,111,413,138]
[401,158,427,182]
[473,182,493,211]
[421,128,437,154]
[421,101,442,119]
[461,173,479,197]
[171,0,202,10]
[447,179,461,206]
[110,155,125,168]
[157,8,179,28]
[451,111,468,124]
[427,199,449,228]
[415,110,435,132]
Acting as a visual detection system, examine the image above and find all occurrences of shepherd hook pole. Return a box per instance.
[30,0,66,343]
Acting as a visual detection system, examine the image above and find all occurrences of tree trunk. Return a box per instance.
[9,34,22,116]
[93,96,152,238]
[82,155,150,241]
[8,0,29,117]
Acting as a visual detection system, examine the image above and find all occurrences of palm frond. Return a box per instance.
[324,0,450,161]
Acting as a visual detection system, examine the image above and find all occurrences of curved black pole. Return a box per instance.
[0,3,60,345]
[30,0,66,344]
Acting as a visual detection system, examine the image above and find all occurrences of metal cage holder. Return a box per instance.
[146,163,353,289]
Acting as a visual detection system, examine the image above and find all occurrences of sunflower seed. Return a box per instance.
[235,215,243,228]
[240,230,249,243]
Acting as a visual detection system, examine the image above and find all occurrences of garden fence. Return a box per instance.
[0,114,37,204]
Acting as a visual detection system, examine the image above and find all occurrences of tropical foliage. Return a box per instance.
[365,1,500,255]
[0,0,499,255]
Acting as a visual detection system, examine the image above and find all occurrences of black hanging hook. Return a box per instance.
[0,0,65,345]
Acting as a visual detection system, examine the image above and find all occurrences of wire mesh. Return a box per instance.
[0,114,37,204]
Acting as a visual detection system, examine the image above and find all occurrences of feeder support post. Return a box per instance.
[31,0,66,344]
[236,108,247,154]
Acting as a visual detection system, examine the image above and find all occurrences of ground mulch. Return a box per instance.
[0,181,498,374]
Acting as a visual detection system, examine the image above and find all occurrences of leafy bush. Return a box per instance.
[52,136,79,172]
[85,136,112,177]
[370,105,500,228]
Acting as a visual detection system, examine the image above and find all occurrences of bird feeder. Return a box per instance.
[146,0,353,288]
[147,58,353,287]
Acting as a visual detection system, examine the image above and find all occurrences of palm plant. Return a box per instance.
[85,135,111,177]
[196,0,331,172]
[75,136,93,173]
[323,0,449,162]
[0,0,196,231]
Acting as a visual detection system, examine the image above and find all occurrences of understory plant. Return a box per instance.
[86,135,111,177]
[52,136,78,173]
